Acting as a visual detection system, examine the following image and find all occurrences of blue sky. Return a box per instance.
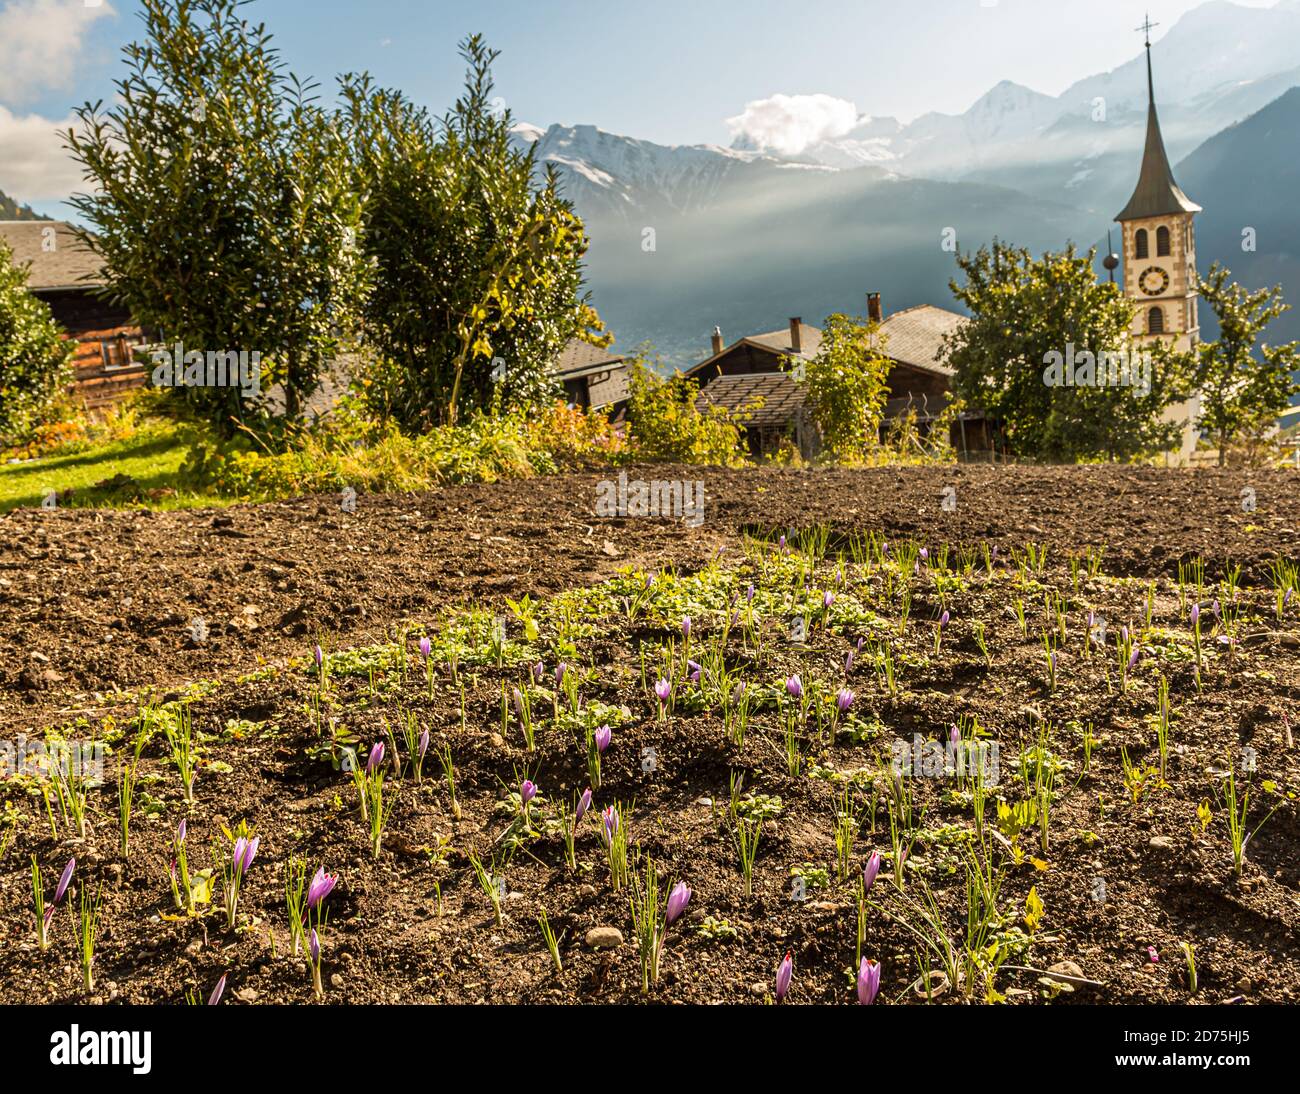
[0,0,1281,206]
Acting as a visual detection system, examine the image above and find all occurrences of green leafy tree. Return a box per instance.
[804,313,892,461]
[0,239,74,446]
[944,241,1189,461]
[1192,263,1299,465]
[626,358,747,465]
[64,0,368,436]
[340,36,605,431]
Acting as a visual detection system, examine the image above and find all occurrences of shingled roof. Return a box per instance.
[874,304,965,377]
[0,221,104,292]
[695,371,806,428]
[550,337,625,379]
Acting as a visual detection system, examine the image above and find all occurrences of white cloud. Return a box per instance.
[0,0,114,105]
[0,105,84,210]
[725,93,860,156]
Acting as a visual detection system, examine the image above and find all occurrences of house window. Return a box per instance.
[1134,229,1149,259]
[1148,306,1165,334]
[1156,225,1171,256]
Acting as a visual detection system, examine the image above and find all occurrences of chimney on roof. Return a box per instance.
[866,292,883,324]
[711,325,724,354]
[789,318,802,353]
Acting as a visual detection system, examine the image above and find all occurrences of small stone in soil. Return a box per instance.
[584,926,624,949]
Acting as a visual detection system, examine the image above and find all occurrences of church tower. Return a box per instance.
[1116,17,1201,353]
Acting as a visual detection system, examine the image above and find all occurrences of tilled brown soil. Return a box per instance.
[1,465,1298,1006]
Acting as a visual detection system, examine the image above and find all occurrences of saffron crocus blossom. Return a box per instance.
[309,928,324,998]
[602,805,621,845]
[845,648,855,674]
[823,590,835,610]
[575,788,593,825]
[512,687,525,719]
[785,674,803,700]
[306,867,338,911]
[665,881,692,925]
[532,660,546,684]
[520,780,537,807]
[594,725,612,753]
[365,741,385,774]
[857,957,881,1005]
[950,723,960,750]
[233,836,259,875]
[687,660,702,683]
[54,858,75,904]
[746,584,756,603]
[209,973,227,1005]
[555,662,567,687]
[939,610,950,628]
[418,728,430,761]
[314,644,323,668]
[654,677,672,716]
[775,952,793,1003]
[778,534,787,553]
[681,616,692,640]
[418,636,431,659]
[835,688,855,714]
[177,818,187,844]
[863,851,881,894]
[1190,603,1200,626]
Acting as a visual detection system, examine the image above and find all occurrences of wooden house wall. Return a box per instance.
[40,290,148,408]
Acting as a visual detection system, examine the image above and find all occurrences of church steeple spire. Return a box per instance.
[1115,14,1201,222]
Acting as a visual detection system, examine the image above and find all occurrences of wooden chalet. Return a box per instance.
[0,221,149,409]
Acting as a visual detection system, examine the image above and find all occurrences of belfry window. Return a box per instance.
[1148,306,1165,334]
[1156,225,1171,256]
[1134,229,1149,259]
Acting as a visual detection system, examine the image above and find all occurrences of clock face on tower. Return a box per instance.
[1138,265,1170,296]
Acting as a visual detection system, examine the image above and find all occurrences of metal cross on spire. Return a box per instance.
[1136,13,1159,47]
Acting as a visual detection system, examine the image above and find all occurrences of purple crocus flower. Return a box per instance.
[418,728,430,759]
[786,674,803,700]
[856,957,881,1005]
[601,805,620,844]
[1146,945,1159,963]
[54,858,75,905]
[665,881,692,925]
[236,836,259,875]
[835,688,855,713]
[1128,646,1140,670]
[863,851,881,894]
[949,723,960,749]
[575,788,593,825]
[746,584,756,603]
[520,780,537,807]
[654,678,672,703]
[681,616,692,640]
[687,660,702,683]
[419,636,431,659]
[1212,600,1221,620]
[823,590,835,610]
[209,973,227,1006]
[1189,603,1200,627]
[512,687,525,718]
[366,741,385,773]
[845,648,855,674]
[856,636,866,653]
[778,534,787,553]
[310,928,321,963]
[177,818,187,845]
[775,952,793,1003]
[919,547,929,562]
[314,644,323,668]
[555,662,568,687]
[594,725,612,753]
[306,867,338,911]
[532,660,546,684]
[939,610,950,628]
[644,573,655,591]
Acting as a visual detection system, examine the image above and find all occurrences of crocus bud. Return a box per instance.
[209,973,227,1005]
[746,584,756,603]
[575,788,593,825]
[857,957,881,1005]
[314,644,323,667]
[835,688,854,713]
[602,805,620,844]
[594,725,611,753]
[949,724,960,749]
[688,660,702,683]
[665,881,692,925]
[310,928,321,963]
[418,728,430,758]
[845,649,855,674]
[240,836,260,873]
[655,678,672,703]
[512,687,525,718]
[555,662,567,686]
[863,851,881,894]
[532,660,545,683]
[775,952,793,1003]
[366,741,385,773]
[520,780,537,807]
[681,616,691,640]
[1189,603,1200,626]
[786,674,803,700]
[419,636,431,659]
[939,610,950,628]
[823,591,835,609]
[54,858,75,905]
